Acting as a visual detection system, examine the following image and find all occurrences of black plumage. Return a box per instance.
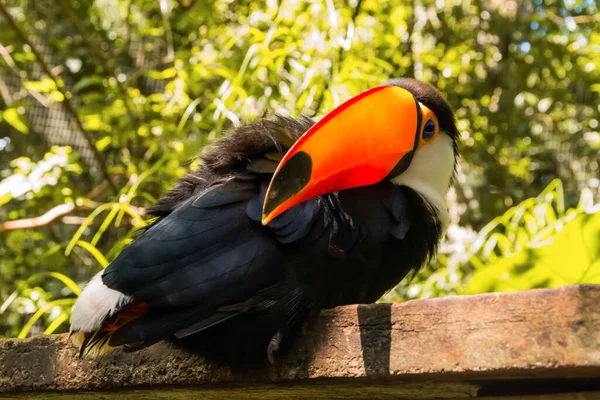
[79,79,458,362]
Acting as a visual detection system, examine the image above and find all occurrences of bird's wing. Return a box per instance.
[98,173,331,349]
[102,175,320,309]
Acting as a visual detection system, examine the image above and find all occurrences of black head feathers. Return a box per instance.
[384,78,460,157]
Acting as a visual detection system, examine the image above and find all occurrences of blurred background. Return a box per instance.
[0,0,598,338]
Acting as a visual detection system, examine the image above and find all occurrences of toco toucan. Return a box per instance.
[70,78,459,363]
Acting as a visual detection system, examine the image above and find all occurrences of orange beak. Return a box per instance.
[262,85,429,225]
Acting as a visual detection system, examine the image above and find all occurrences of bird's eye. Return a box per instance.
[423,119,436,140]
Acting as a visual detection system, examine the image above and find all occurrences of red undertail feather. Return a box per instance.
[72,299,149,358]
[103,299,150,333]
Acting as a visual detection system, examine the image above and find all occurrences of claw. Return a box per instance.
[267,331,282,365]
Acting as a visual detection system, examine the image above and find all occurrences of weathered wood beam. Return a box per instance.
[1,285,599,399]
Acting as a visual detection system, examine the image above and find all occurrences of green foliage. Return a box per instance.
[465,180,600,293]
[2,108,29,134]
[467,212,600,292]
[466,180,600,293]
[383,180,600,302]
[1,0,599,337]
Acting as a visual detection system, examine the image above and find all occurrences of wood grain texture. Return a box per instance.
[1,285,599,399]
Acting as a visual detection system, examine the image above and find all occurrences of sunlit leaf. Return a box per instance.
[47,272,82,296]
[49,90,65,102]
[72,76,104,93]
[147,68,178,80]
[44,313,68,334]
[96,136,112,151]
[65,202,117,255]
[74,240,109,268]
[0,291,18,314]
[466,211,600,294]
[23,78,56,93]
[0,192,12,207]
[18,298,76,339]
[3,108,29,134]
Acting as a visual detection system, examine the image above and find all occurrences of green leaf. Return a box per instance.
[44,313,68,335]
[47,272,82,296]
[0,192,12,207]
[96,136,112,151]
[49,90,65,103]
[0,291,18,314]
[466,211,600,294]
[18,298,75,339]
[3,108,29,134]
[65,202,116,256]
[23,78,57,93]
[147,68,177,80]
[177,97,203,134]
[72,76,104,93]
[91,206,119,246]
[74,240,109,268]
[82,114,108,131]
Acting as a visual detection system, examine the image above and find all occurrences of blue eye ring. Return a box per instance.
[423,119,436,140]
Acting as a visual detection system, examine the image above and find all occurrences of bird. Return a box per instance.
[69,78,459,364]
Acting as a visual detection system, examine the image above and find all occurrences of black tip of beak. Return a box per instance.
[263,151,313,218]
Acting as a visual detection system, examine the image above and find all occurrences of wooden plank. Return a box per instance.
[0,285,599,399]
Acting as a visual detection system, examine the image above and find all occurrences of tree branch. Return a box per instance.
[0,199,145,233]
[0,2,118,193]
[571,14,600,23]
[546,9,600,25]
[0,203,75,232]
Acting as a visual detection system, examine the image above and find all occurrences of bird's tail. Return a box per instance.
[69,271,148,358]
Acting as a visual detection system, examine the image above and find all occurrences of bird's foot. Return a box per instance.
[267,331,282,365]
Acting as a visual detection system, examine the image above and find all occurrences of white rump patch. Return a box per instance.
[70,270,129,333]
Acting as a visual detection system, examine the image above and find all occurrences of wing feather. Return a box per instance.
[100,173,326,349]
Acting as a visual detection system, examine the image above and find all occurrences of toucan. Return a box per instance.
[70,78,459,363]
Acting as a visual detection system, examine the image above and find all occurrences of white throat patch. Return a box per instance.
[391,133,455,230]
